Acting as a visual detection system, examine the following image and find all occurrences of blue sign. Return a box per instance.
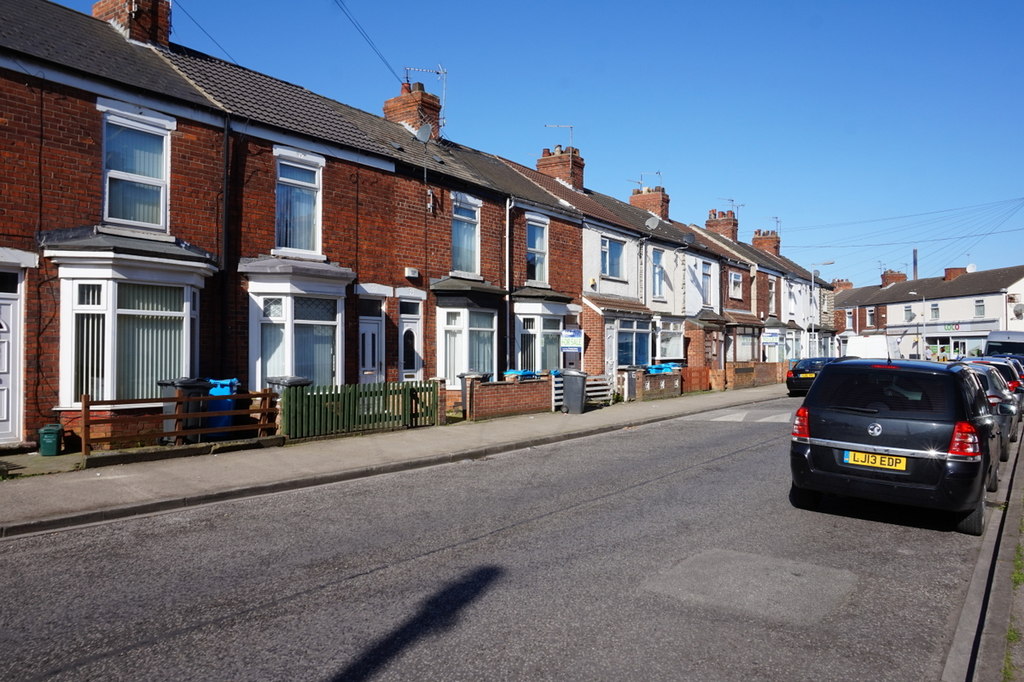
[560,329,584,353]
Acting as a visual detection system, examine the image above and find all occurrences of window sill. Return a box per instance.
[600,275,627,283]
[98,223,173,241]
[449,271,483,281]
[524,280,550,289]
[271,247,327,262]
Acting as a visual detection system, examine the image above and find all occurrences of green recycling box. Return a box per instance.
[38,423,63,457]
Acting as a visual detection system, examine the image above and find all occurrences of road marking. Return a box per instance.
[756,412,794,423]
[711,412,748,421]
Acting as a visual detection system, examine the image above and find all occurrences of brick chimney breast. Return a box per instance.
[944,267,968,281]
[93,0,170,46]
[751,229,781,256]
[629,186,670,220]
[880,269,907,287]
[705,209,738,241]
[536,146,585,189]
[832,278,854,292]
[383,82,442,140]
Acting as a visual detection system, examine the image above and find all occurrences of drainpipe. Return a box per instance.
[218,114,231,376]
[506,196,514,371]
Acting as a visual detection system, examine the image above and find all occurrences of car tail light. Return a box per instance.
[870,364,900,369]
[987,394,1003,406]
[948,421,981,457]
[1008,380,1021,392]
[792,406,810,439]
[786,370,794,379]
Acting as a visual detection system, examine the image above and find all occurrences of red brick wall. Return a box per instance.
[468,376,551,420]
[1,71,224,440]
[580,305,606,375]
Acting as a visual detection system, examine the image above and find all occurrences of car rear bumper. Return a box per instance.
[790,442,984,512]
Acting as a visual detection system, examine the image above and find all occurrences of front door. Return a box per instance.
[359,318,384,383]
[0,276,21,444]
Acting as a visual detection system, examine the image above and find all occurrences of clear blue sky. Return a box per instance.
[65,0,1023,286]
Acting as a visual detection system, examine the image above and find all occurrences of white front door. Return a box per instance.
[359,318,384,383]
[0,289,21,444]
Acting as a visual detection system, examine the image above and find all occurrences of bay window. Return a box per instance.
[519,316,562,371]
[258,295,341,387]
[617,319,651,366]
[439,308,496,386]
[658,320,684,360]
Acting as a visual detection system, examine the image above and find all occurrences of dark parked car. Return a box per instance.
[785,357,834,396]
[789,358,1005,535]
[955,362,1018,461]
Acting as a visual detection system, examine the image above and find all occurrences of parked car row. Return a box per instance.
[788,354,1024,536]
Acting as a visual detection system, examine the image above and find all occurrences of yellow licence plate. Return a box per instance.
[799,373,815,378]
[843,450,907,471]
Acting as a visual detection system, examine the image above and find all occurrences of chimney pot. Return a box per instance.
[536,145,585,188]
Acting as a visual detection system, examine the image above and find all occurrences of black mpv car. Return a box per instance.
[789,358,1003,535]
[786,357,834,396]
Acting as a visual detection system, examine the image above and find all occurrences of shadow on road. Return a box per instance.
[330,565,504,681]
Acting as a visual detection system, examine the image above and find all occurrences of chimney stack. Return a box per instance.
[629,186,670,220]
[705,209,738,241]
[880,269,907,287]
[93,0,170,46]
[751,229,781,256]
[536,146,585,189]
[944,266,968,281]
[383,82,442,140]
[831,278,854,292]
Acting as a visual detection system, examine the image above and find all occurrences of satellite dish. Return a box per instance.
[682,233,695,245]
[1014,303,1024,319]
[645,216,661,230]
[414,123,432,143]
[966,263,977,273]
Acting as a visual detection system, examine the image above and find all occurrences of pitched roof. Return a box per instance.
[835,265,1024,307]
[161,45,387,156]
[0,0,214,108]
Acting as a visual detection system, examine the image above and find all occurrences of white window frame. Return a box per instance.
[729,272,743,300]
[272,146,325,260]
[616,318,652,366]
[517,314,563,371]
[701,262,713,306]
[975,299,985,317]
[451,192,482,276]
[98,99,175,232]
[437,307,497,388]
[53,250,211,405]
[651,249,665,299]
[904,305,913,322]
[867,307,876,327]
[657,319,685,360]
[601,237,625,279]
[845,309,854,329]
[252,293,343,389]
[768,277,777,315]
[525,213,549,285]
[930,303,939,320]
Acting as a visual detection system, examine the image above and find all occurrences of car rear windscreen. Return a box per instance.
[807,367,956,419]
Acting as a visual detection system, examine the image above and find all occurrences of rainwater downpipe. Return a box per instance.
[505,196,514,371]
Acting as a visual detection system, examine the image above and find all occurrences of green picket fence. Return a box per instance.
[280,381,439,439]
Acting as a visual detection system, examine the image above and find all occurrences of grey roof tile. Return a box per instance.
[0,0,214,108]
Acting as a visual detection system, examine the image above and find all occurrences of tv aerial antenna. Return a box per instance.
[404,65,447,132]
[768,216,781,232]
[544,123,575,150]
[718,197,745,216]
[629,171,663,189]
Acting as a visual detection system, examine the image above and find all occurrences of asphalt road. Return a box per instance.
[1,397,986,681]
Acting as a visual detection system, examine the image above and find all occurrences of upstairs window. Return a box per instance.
[768,277,777,315]
[701,262,712,305]
[904,305,913,322]
[274,146,324,255]
[975,299,985,317]
[930,303,939,320]
[867,307,876,327]
[526,217,548,283]
[99,101,174,230]
[601,237,624,279]
[651,249,665,299]
[845,309,853,328]
[451,193,482,275]
[729,272,743,299]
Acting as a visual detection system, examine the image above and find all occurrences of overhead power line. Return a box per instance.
[175,0,238,64]
[329,0,403,84]
[785,226,1024,249]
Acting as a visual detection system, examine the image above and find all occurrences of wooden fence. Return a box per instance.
[280,380,439,439]
[80,390,278,456]
[551,374,615,411]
